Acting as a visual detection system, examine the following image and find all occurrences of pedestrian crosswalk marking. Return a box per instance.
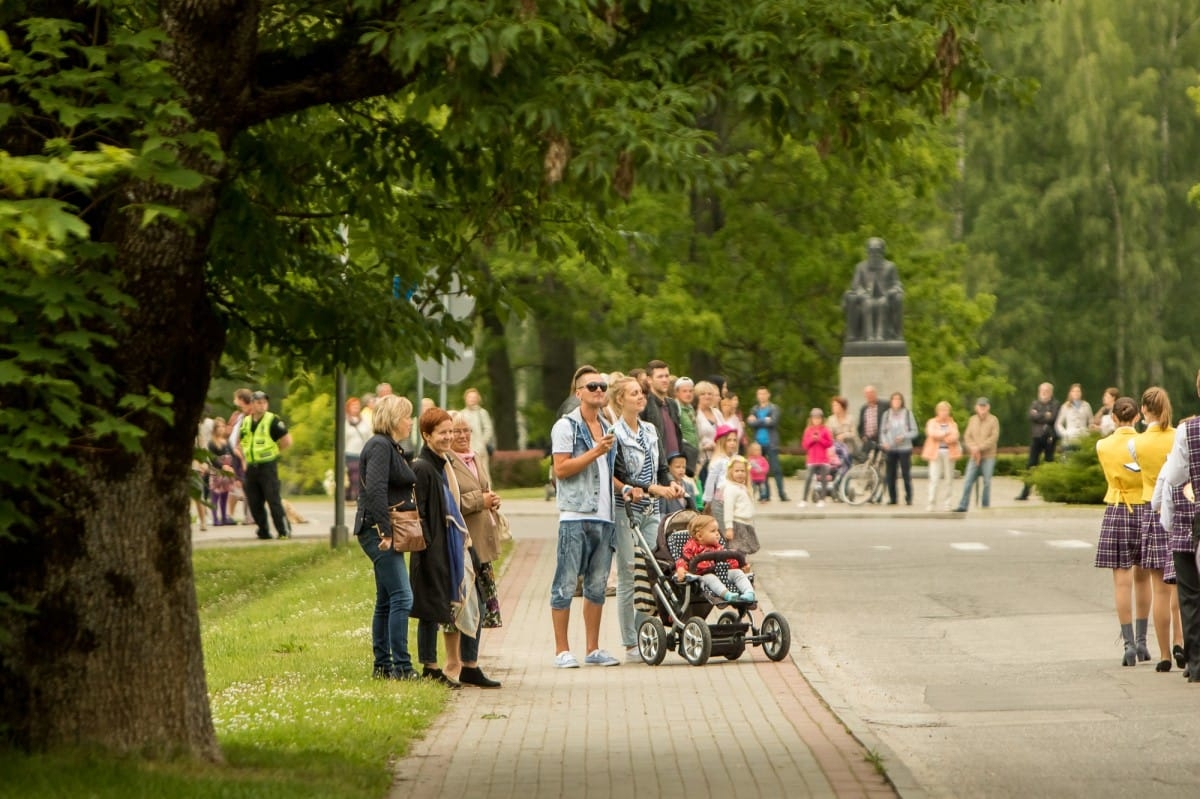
[871,545,892,551]
[950,542,990,551]
[773,550,811,558]
[1007,529,1027,536]
[1046,539,1092,549]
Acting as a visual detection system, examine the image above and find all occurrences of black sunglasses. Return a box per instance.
[577,381,608,392]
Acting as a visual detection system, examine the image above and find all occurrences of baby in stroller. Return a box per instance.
[674,514,755,604]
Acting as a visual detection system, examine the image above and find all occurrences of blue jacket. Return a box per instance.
[552,407,615,516]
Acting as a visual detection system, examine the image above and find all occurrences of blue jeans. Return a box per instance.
[550,519,615,610]
[762,446,788,499]
[957,456,996,509]
[357,531,413,674]
[615,507,660,648]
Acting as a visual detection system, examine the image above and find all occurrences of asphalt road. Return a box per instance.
[752,505,1200,799]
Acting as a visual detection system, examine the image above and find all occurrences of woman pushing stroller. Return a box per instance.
[674,514,755,604]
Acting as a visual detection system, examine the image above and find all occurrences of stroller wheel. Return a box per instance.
[637,617,668,666]
[717,610,740,625]
[681,617,712,666]
[761,612,792,662]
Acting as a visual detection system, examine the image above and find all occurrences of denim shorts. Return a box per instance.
[550,519,615,610]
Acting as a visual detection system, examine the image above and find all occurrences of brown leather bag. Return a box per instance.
[381,488,425,552]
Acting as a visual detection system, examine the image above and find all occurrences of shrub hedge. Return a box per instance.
[490,450,551,489]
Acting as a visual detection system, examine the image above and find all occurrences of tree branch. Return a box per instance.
[242,26,421,128]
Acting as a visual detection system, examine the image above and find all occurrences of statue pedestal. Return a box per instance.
[840,354,913,422]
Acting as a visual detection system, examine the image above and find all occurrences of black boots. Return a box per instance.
[458,666,502,688]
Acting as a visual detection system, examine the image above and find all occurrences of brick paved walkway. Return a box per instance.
[392,538,896,799]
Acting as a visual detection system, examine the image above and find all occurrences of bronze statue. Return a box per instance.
[843,237,904,342]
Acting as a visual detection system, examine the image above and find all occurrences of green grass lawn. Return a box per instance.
[0,543,449,798]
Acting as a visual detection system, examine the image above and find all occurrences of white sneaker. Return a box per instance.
[584,648,620,666]
[816,500,825,508]
[625,647,642,663]
[796,500,808,508]
[554,651,580,669]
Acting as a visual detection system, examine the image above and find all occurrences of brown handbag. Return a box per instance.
[381,488,425,552]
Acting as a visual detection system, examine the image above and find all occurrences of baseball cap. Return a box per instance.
[251,390,269,400]
[809,408,824,417]
[714,423,737,440]
[975,397,990,406]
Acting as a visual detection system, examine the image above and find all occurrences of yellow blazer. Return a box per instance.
[1096,427,1144,507]
[1133,425,1175,502]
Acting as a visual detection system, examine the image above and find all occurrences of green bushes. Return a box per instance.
[1025,435,1106,504]
[490,450,550,489]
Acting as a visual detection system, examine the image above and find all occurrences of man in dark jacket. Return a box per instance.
[1016,382,1061,500]
[641,359,684,468]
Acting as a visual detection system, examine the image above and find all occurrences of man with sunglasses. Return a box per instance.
[549,365,621,669]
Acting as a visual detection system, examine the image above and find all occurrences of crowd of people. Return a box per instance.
[195,370,1200,686]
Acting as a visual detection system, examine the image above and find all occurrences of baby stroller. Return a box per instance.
[632,509,791,666]
[824,441,853,502]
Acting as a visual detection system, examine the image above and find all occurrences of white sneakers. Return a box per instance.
[555,649,622,667]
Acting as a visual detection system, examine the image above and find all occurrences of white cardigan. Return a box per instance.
[723,481,755,529]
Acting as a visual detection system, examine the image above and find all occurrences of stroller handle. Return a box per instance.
[687,550,747,571]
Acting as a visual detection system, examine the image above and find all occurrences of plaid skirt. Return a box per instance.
[1140,509,1172,572]
[1095,503,1143,570]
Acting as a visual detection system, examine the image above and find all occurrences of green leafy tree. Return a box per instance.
[962,0,1200,437]
[1,0,1032,759]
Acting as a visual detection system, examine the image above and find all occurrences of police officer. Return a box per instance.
[237,390,293,539]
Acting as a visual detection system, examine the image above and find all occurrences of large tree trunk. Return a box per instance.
[1,182,227,759]
[0,1,261,759]
[482,307,519,449]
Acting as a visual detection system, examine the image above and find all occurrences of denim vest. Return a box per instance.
[554,409,614,515]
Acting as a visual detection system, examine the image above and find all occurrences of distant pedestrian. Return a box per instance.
[1055,383,1093,453]
[857,385,885,454]
[1016,382,1060,500]
[693,380,725,481]
[921,401,961,512]
[1092,387,1120,437]
[459,387,496,478]
[746,387,789,501]
[673,376,700,477]
[880,392,917,506]
[345,396,372,502]
[954,398,1000,512]
[798,409,834,508]
[236,390,293,540]
[746,442,769,500]
[206,419,236,526]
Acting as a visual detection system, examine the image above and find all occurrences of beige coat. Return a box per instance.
[449,451,500,563]
[963,413,1000,460]
[921,417,962,461]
